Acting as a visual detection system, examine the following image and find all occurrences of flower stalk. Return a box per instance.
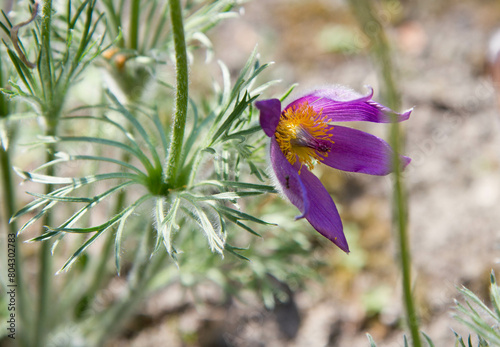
[1,143,31,347]
[0,46,31,347]
[34,2,56,346]
[129,0,140,50]
[39,0,54,121]
[35,145,56,347]
[348,1,421,346]
[165,0,189,187]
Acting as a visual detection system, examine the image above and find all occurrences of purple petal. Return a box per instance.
[298,164,349,252]
[256,99,282,137]
[401,155,411,168]
[285,86,412,123]
[320,125,410,175]
[270,139,349,252]
[270,139,309,218]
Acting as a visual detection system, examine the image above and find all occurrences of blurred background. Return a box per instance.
[2,0,500,346]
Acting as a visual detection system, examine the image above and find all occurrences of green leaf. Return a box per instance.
[148,1,169,49]
[202,147,216,154]
[491,271,500,318]
[248,161,267,182]
[233,220,261,237]
[11,185,75,222]
[55,181,137,232]
[0,11,12,32]
[216,205,276,226]
[141,0,159,52]
[26,192,93,203]
[15,169,139,186]
[230,46,258,100]
[151,108,169,153]
[234,63,272,101]
[211,92,258,145]
[280,83,299,102]
[184,0,238,34]
[50,152,147,176]
[27,230,61,243]
[69,0,91,30]
[422,332,435,347]
[40,135,155,174]
[179,98,201,169]
[218,180,276,192]
[224,243,249,261]
[106,90,162,169]
[222,125,262,142]
[459,285,499,322]
[183,191,263,201]
[157,197,181,258]
[13,186,77,234]
[218,59,231,108]
[57,229,108,274]
[4,44,37,91]
[366,333,377,347]
[114,203,137,275]
[50,194,153,234]
[251,79,280,97]
[181,197,225,254]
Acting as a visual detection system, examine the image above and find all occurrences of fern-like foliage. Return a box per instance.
[11,48,278,273]
[454,271,500,346]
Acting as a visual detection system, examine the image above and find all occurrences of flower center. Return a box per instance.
[274,102,334,173]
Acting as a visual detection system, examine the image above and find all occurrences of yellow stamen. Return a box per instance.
[275,102,334,173]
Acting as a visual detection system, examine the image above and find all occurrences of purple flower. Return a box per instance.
[255,85,412,253]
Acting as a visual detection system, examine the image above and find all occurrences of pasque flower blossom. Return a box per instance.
[255,86,412,253]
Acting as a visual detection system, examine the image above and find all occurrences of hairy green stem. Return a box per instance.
[39,0,54,125]
[1,146,30,347]
[348,1,422,346]
[129,0,140,50]
[35,2,57,346]
[0,45,30,347]
[0,150,16,230]
[164,0,188,187]
[35,144,55,347]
